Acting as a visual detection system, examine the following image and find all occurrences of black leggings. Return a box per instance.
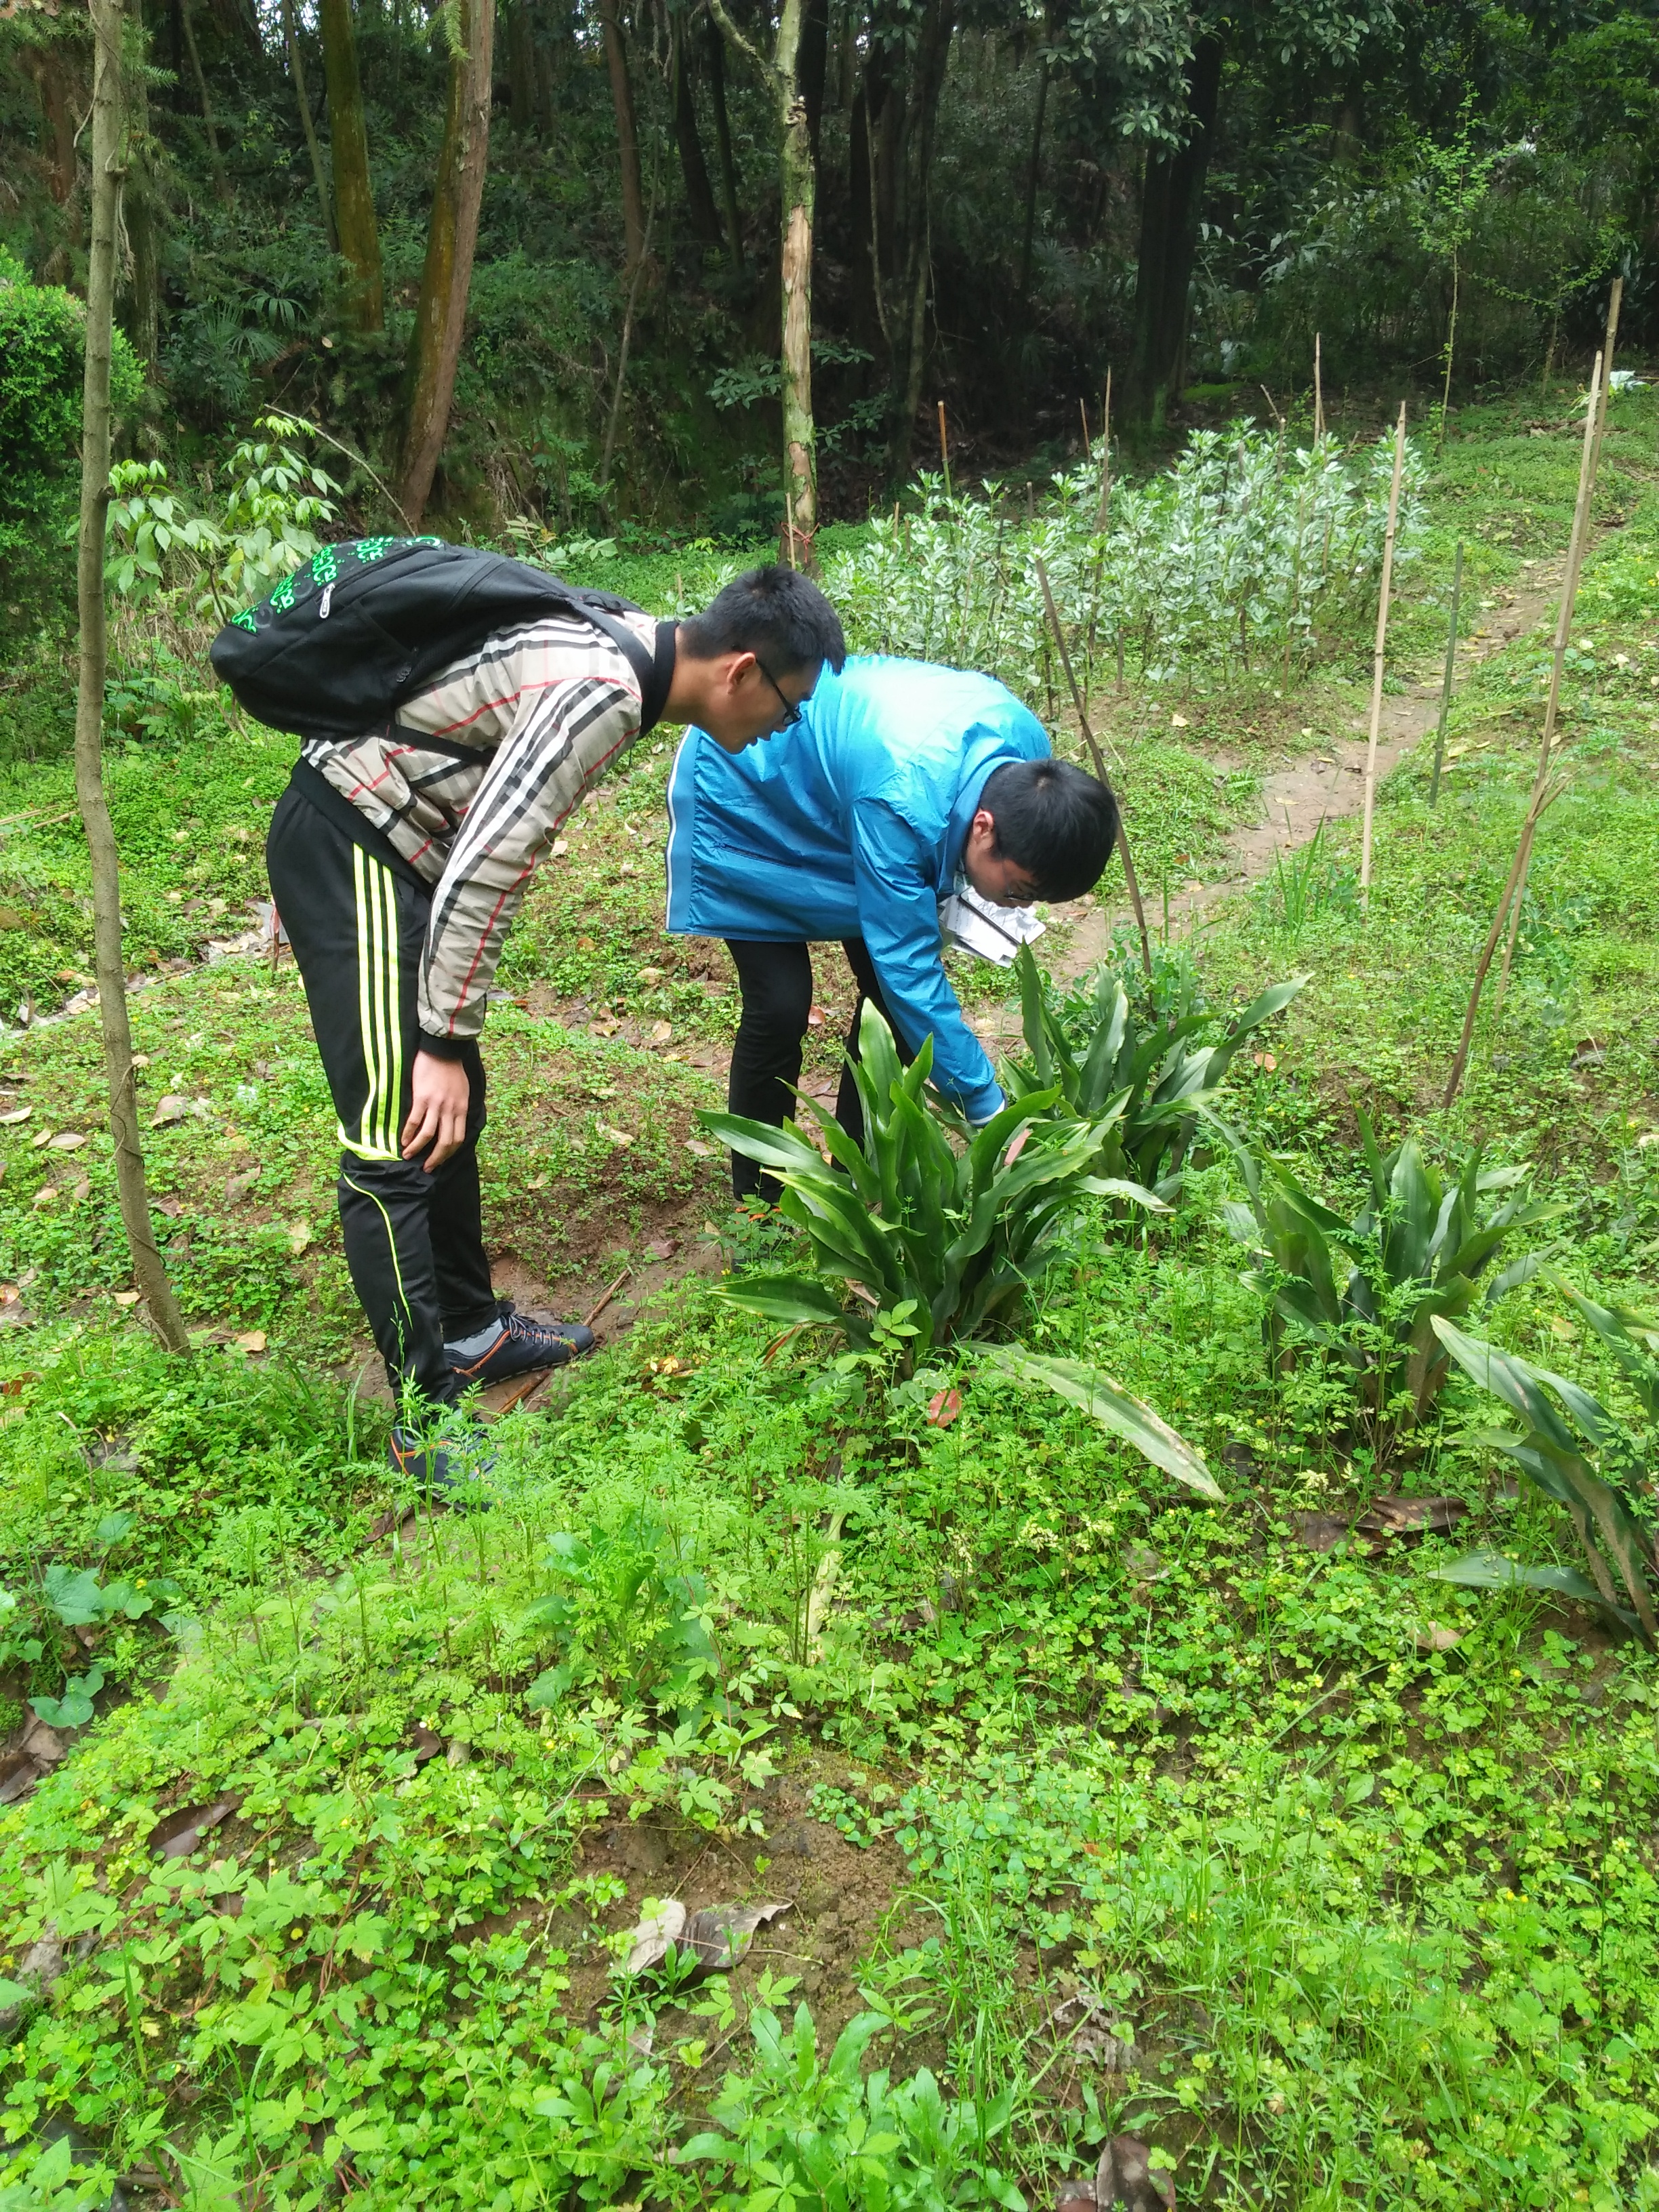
[724,937,909,1200]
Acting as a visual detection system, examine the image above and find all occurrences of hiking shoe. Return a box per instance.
[445,1300,596,1386]
[388,1423,495,1505]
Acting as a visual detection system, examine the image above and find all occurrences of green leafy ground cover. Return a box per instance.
[0,394,1656,2207]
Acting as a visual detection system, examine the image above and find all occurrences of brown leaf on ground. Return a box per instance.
[1292,1513,1351,1553]
[1354,1496,1469,1540]
[46,1131,86,1151]
[20,1718,64,1765]
[408,1724,444,1764]
[154,1196,184,1217]
[150,1096,191,1127]
[148,1793,243,1860]
[623,1898,687,1973]
[1097,2135,1176,2211]
[925,1387,962,1429]
[224,1171,258,1206]
[686,1900,792,1973]
[1416,1623,1462,1653]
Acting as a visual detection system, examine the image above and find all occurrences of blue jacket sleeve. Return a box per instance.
[850,798,1005,1124]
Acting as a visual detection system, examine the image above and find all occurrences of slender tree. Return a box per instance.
[125,0,164,372]
[1126,31,1223,427]
[705,14,744,272]
[319,0,384,331]
[76,0,190,1353]
[282,0,337,249]
[598,0,647,276]
[710,0,819,554]
[400,0,495,524]
[179,0,228,194]
[671,8,726,251]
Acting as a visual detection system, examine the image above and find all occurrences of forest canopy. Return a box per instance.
[1,0,1655,583]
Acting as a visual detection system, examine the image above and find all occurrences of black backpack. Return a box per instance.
[209,535,671,744]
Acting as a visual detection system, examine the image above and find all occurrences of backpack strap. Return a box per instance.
[578,608,677,736]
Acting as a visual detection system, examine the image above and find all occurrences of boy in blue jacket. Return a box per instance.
[665,654,1118,1196]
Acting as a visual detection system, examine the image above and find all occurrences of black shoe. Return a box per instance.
[445,1301,596,1386]
[388,1423,495,1504]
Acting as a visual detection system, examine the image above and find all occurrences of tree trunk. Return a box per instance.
[598,0,645,276]
[77,0,190,1355]
[508,0,535,132]
[399,0,495,525]
[879,0,955,478]
[672,15,724,249]
[283,0,337,249]
[800,0,828,166]
[124,0,163,370]
[1126,30,1223,428]
[705,16,743,272]
[1017,54,1048,306]
[179,0,228,192]
[320,0,385,331]
[774,0,816,555]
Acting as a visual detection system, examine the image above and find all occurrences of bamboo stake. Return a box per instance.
[1441,777,1565,1109]
[1359,401,1408,905]
[1095,369,1113,533]
[77,0,190,1353]
[1428,539,1463,804]
[1033,556,1151,979]
[1313,333,1324,442]
[1494,344,1607,998]
[1586,279,1622,510]
[1443,348,1606,1102]
[937,398,951,497]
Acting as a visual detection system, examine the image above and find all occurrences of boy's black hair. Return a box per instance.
[679,565,847,676]
[979,758,1119,903]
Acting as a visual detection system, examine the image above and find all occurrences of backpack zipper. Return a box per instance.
[318,583,335,619]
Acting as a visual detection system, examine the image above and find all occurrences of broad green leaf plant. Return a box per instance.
[701,1003,1164,1368]
[1221,1115,1559,1447]
[1433,1281,1659,1643]
[1005,945,1307,1199]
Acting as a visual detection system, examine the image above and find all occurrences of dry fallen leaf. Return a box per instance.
[47,1130,86,1151]
[0,1106,31,1126]
[624,1899,687,1974]
[30,1187,57,1210]
[112,1290,140,1307]
[148,1793,243,1860]
[526,1173,548,1191]
[649,1020,672,1043]
[636,965,665,985]
[1097,2135,1176,2211]
[29,1130,53,1149]
[643,1237,676,1261]
[224,1170,258,1206]
[596,1122,634,1149]
[1292,1512,1350,1553]
[155,1195,184,1218]
[684,1900,792,1973]
[550,838,569,857]
[1415,1623,1462,1653]
[234,1330,267,1354]
[806,1004,825,1029]
[150,1096,191,1128]
[1354,1495,1469,1541]
[925,1387,962,1429]
[287,1222,312,1254]
[685,1139,713,1158]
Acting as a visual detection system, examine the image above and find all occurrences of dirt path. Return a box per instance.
[1038,564,1561,993]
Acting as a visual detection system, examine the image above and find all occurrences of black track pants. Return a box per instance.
[266,781,499,1408]
[723,937,909,1200]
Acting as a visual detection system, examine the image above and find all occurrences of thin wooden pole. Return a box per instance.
[1495,340,1610,998]
[937,398,951,497]
[1586,279,1622,510]
[77,0,190,1353]
[1033,556,1151,979]
[1442,777,1566,1107]
[1359,401,1408,905]
[1095,368,1112,533]
[1313,333,1324,442]
[1429,539,1464,804]
[1080,397,1090,455]
[1443,350,1606,1101]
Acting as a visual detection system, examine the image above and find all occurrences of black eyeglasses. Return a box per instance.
[755,657,804,729]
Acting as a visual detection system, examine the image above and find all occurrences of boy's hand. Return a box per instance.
[403,1050,470,1168]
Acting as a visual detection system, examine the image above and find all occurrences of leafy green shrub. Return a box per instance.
[1221,1117,1559,1452]
[0,253,144,608]
[683,2004,1027,2211]
[1006,945,1305,1201]
[703,1004,1162,1367]
[518,1510,718,1711]
[1433,1279,1658,1643]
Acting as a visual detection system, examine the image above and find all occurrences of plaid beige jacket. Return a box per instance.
[302,608,660,1049]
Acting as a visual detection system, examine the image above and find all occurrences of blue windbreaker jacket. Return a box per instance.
[664,655,1050,1122]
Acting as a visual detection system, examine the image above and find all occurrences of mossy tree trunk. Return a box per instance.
[77,0,190,1354]
[705,16,743,273]
[598,0,645,276]
[283,0,337,249]
[710,0,817,557]
[320,0,384,331]
[399,0,495,525]
[671,10,724,251]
